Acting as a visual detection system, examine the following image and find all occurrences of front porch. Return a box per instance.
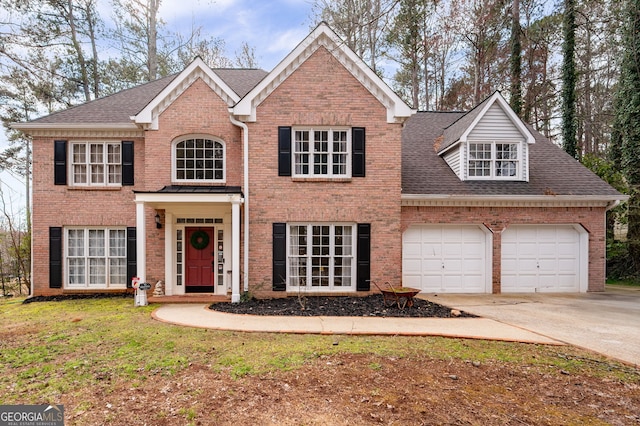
[134,186,244,303]
[148,294,230,304]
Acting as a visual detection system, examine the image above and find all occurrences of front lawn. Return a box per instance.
[1,297,638,425]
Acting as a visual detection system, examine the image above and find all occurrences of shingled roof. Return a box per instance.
[402,111,622,198]
[24,69,268,126]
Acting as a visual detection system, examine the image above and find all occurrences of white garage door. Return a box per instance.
[502,225,586,293]
[403,225,490,293]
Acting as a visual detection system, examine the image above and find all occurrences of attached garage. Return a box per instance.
[403,225,492,293]
[501,225,588,293]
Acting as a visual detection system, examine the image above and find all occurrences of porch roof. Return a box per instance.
[134,186,244,205]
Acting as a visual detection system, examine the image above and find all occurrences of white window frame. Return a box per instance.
[172,136,226,183]
[65,227,127,289]
[287,223,355,292]
[467,141,521,180]
[292,128,351,178]
[70,142,122,187]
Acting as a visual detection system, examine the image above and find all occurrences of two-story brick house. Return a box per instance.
[14,23,623,302]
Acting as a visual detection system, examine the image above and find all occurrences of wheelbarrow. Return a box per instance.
[370,280,421,309]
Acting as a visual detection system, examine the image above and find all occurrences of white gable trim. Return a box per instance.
[460,92,535,145]
[233,23,415,123]
[131,57,241,130]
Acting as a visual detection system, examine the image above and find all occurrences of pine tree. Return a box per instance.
[562,0,578,159]
[612,0,640,274]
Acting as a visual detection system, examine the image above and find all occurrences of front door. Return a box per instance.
[185,227,215,293]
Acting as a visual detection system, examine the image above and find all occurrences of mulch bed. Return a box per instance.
[210,294,477,318]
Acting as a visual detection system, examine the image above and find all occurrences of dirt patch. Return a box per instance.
[210,294,477,318]
[65,353,640,425]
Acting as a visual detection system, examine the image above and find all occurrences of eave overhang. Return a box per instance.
[9,122,143,138]
[401,194,628,209]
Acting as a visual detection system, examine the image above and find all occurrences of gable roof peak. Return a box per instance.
[437,91,535,154]
[233,22,415,123]
[132,56,241,130]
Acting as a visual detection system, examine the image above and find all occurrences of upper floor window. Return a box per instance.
[173,137,225,182]
[468,142,520,179]
[71,142,121,186]
[293,128,350,177]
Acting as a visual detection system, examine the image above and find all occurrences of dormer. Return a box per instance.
[436,92,535,182]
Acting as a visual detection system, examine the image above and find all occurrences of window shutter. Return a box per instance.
[127,227,137,288]
[272,223,287,291]
[356,223,371,291]
[352,127,365,177]
[54,140,67,185]
[122,141,134,186]
[278,127,292,176]
[49,227,63,288]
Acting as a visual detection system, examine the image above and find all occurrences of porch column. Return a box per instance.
[164,212,174,296]
[135,202,147,283]
[231,200,241,303]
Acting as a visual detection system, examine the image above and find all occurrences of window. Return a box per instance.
[468,142,520,179]
[288,224,354,290]
[174,137,225,182]
[293,129,350,177]
[66,228,127,289]
[71,142,121,186]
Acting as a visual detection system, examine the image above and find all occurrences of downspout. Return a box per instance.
[229,111,250,297]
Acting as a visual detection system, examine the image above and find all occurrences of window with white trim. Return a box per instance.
[288,224,354,290]
[468,142,520,179]
[293,128,350,177]
[174,137,225,182]
[66,228,127,289]
[71,142,121,186]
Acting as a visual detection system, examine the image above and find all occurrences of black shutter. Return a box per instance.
[278,126,292,176]
[126,227,137,288]
[49,227,63,288]
[356,223,371,291]
[272,223,287,291]
[54,140,67,185]
[122,141,134,186]
[352,127,365,177]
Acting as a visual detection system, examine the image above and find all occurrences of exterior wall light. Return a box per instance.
[155,212,162,229]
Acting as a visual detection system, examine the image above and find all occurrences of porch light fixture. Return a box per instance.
[155,212,162,229]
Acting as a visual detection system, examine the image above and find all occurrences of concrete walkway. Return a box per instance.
[152,304,561,345]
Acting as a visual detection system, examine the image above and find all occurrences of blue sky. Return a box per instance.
[121,0,316,70]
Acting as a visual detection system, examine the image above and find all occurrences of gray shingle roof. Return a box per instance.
[27,69,267,125]
[439,96,490,153]
[402,112,622,197]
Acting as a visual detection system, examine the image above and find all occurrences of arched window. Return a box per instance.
[173,137,225,182]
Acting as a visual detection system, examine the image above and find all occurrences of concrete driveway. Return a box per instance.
[423,285,640,367]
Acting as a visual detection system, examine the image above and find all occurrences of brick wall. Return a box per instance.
[246,47,404,298]
[401,205,607,292]
[31,136,144,295]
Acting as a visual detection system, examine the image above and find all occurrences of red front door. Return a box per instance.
[185,227,215,293]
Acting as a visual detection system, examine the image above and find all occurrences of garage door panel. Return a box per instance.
[403,225,489,293]
[502,225,582,293]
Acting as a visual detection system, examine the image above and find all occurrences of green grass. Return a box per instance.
[0,296,637,405]
[607,278,640,287]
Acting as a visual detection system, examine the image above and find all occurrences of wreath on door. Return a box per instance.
[190,230,210,250]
